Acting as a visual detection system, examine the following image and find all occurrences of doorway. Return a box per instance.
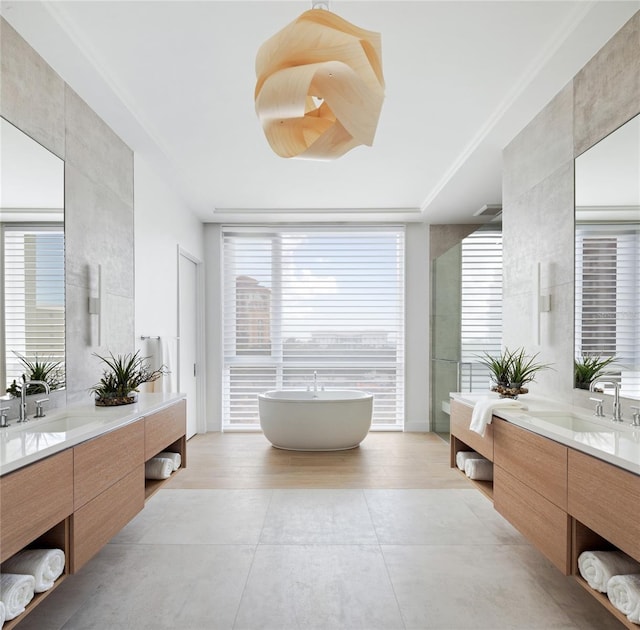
[178,247,203,438]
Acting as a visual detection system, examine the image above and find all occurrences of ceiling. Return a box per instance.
[1,0,638,224]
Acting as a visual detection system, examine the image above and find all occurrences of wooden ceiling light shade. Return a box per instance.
[255,9,384,160]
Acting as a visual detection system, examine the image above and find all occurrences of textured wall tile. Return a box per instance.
[1,24,135,403]
[65,283,95,402]
[503,83,573,205]
[65,87,134,207]
[429,224,482,261]
[574,11,640,156]
[65,165,134,299]
[0,18,64,157]
[503,163,574,300]
[503,14,639,407]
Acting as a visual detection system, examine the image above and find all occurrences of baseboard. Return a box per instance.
[403,420,429,432]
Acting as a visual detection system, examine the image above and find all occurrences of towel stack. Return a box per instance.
[145,452,181,480]
[0,574,35,622]
[455,451,493,481]
[0,548,65,621]
[578,550,640,625]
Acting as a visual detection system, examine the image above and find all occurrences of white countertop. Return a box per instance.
[450,392,640,475]
[0,392,186,476]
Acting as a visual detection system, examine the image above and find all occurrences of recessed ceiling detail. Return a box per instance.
[254,8,384,160]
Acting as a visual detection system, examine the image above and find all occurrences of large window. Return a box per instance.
[222,226,405,428]
[2,225,65,389]
[461,228,503,391]
[575,224,640,397]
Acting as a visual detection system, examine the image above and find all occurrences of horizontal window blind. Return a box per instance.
[460,229,503,391]
[575,224,640,397]
[3,225,65,390]
[222,226,405,428]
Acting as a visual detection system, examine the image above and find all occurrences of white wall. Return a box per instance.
[405,223,430,431]
[204,224,223,431]
[134,153,204,403]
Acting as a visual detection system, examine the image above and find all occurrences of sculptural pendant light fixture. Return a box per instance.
[254,1,385,160]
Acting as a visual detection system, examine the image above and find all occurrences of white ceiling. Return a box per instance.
[1,0,638,224]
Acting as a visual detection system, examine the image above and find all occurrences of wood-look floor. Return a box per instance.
[166,431,471,489]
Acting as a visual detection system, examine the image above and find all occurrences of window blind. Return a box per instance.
[222,226,405,428]
[460,229,503,391]
[3,226,65,389]
[575,224,640,398]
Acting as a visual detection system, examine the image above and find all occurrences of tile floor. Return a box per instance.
[16,435,624,629]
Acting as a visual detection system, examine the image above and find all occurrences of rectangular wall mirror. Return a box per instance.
[574,112,640,400]
[0,117,65,397]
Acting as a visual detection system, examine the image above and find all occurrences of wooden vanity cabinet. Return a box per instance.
[145,399,186,461]
[0,397,187,628]
[71,466,145,571]
[70,420,146,572]
[568,449,640,563]
[0,450,73,564]
[73,421,145,510]
[450,399,640,627]
[450,399,494,462]
[493,419,570,574]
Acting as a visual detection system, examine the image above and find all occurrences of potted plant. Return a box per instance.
[476,347,553,398]
[6,352,65,397]
[574,355,617,390]
[90,351,166,406]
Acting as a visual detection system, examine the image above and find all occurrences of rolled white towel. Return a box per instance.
[0,573,35,620]
[607,574,640,624]
[2,548,65,593]
[0,599,5,628]
[464,457,493,481]
[157,451,181,471]
[578,551,640,593]
[455,451,483,471]
[145,457,174,480]
[469,397,527,436]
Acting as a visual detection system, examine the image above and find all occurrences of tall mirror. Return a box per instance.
[574,113,640,400]
[0,117,65,397]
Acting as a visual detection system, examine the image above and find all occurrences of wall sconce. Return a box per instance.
[254,4,384,160]
[88,264,106,346]
[535,262,552,345]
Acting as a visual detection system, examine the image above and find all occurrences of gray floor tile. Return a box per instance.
[112,488,273,545]
[382,543,604,629]
[365,489,521,545]
[13,487,626,629]
[260,489,378,544]
[234,544,405,630]
[56,543,255,630]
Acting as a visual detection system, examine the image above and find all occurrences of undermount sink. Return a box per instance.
[521,410,625,433]
[26,415,93,433]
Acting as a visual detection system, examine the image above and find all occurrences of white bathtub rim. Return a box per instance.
[259,389,372,403]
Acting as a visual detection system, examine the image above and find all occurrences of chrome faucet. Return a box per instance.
[590,380,622,422]
[18,380,50,423]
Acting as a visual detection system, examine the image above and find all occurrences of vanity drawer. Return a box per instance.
[494,419,567,509]
[0,450,74,563]
[144,399,186,460]
[494,464,571,574]
[71,465,144,572]
[73,420,145,510]
[450,399,493,461]
[568,449,640,562]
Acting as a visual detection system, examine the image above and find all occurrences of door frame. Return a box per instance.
[177,246,205,435]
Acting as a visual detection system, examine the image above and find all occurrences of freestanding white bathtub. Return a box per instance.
[258,390,373,451]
